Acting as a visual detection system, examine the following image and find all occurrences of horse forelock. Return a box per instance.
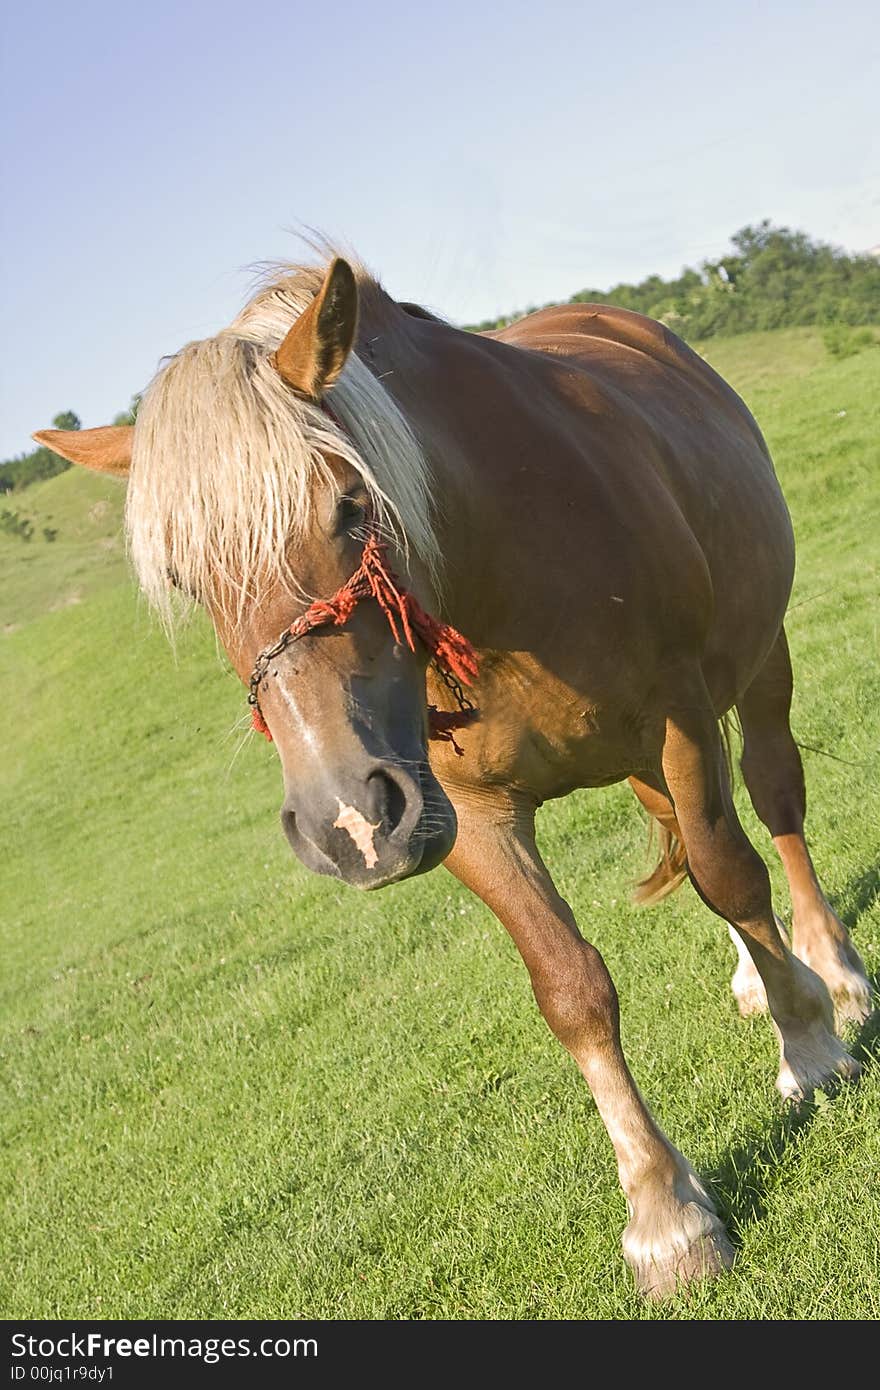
[125,258,439,633]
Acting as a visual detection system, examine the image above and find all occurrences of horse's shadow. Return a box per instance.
[708,857,880,1240]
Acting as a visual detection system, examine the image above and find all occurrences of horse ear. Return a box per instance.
[32,425,133,478]
[273,258,359,400]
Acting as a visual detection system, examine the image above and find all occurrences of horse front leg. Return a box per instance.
[660,665,860,1101]
[443,787,734,1299]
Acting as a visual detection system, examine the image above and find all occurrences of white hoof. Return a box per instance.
[622,1165,734,1300]
[794,928,874,1031]
[728,925,768,1016]
[775,1025,861,1102]
[771,955,862,1100]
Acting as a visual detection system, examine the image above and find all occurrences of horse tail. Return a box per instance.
[633,823,689,905]
[634,711,737,907]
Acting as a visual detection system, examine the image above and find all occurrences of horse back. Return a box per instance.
[382,296,795,717]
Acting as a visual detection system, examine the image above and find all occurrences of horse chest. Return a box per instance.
[438,653,659,798]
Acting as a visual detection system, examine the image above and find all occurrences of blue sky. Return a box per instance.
[2,0,878,457]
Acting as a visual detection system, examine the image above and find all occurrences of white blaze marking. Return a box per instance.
[277,676,318,750]
[333,800,380,869]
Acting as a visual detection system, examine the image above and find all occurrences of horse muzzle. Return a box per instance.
[280,761,457,889]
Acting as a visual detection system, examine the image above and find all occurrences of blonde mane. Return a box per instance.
[126,257,439,629]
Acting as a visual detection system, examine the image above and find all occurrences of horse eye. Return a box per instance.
[335,495,366,533]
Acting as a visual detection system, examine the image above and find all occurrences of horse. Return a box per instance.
[36,253,873,1298]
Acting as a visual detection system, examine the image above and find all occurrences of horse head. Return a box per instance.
[34,258,459,889]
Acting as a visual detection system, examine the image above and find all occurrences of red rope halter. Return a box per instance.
[249,528,479,755]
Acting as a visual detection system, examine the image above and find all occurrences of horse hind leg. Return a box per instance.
[737,630,873,1029]
[629,773,770,1018]
[659,662,859,1102]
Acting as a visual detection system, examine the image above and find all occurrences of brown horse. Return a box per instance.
[36,253,873,1298]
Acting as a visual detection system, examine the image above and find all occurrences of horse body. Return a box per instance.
[35,254,873,1299]
[367,291,792,796]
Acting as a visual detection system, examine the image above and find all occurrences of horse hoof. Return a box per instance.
[794,922,874,1032]
[623,1192,735,1299]
[824,968,875,1033]
[831,976,875,1032]
[776,1027,862,1103]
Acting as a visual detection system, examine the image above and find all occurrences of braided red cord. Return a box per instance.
[251,530,479,754]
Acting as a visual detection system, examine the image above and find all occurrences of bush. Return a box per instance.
[0,508,34,541]
[822,324,876,360]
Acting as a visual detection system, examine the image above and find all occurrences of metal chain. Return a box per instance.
[248,629,300,709]
[432,659,475,715]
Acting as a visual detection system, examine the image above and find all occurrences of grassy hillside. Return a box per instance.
[0,467,127,628]
[1,328,878,1319]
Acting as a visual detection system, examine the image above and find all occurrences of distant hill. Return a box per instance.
[0,466,128,630]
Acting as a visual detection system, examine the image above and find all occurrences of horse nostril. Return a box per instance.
[366,769,408,836]
[280,803,298,848]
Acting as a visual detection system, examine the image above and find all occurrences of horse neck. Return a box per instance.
[354,295,475,622]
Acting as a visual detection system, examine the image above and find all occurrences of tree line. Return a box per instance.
[466,221,880,340]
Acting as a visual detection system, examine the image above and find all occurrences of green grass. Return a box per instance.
[2,329,879,1319]
[0,467,127,627]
